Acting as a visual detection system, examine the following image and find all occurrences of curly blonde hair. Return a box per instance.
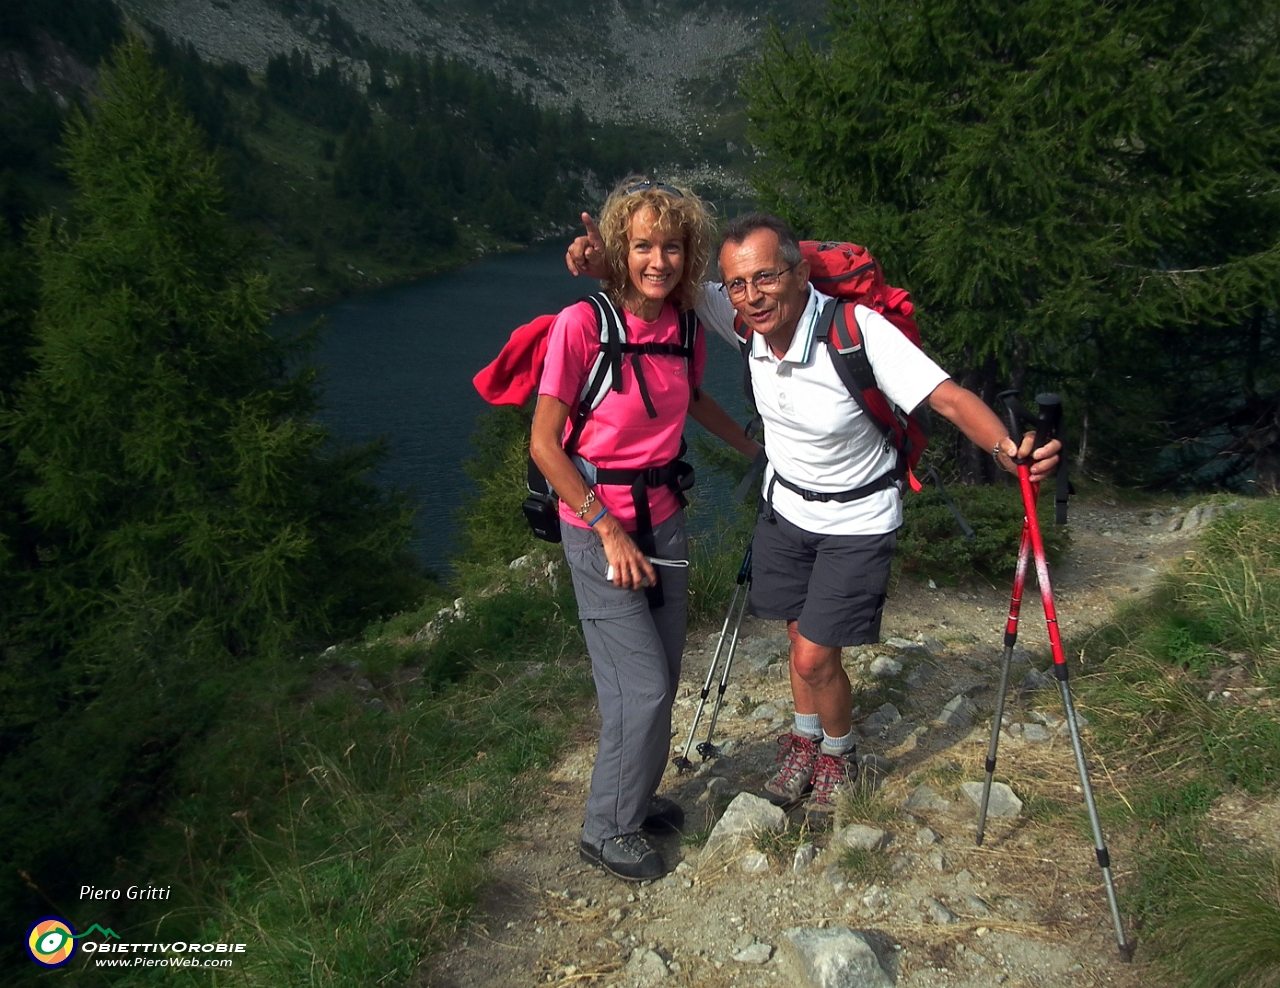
[597,175,715,312]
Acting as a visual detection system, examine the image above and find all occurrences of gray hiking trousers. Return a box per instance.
[562,511,688,846]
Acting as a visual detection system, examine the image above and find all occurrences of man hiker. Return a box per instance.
[568,211,1061,827]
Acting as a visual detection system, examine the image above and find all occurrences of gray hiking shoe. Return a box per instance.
[762,733,821,807]
[579,832,666,882]
[802,750,858,829]
[642,796,685,833]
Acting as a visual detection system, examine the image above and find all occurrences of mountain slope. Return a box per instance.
[118,0,825,129]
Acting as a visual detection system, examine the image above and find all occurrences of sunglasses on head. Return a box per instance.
[625,180,684,197]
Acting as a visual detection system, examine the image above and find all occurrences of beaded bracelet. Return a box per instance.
[992,439,1012,464]
[587,506,608,528]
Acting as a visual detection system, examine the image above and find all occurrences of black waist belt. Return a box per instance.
[594,455,695,608]
[764,469,897,521]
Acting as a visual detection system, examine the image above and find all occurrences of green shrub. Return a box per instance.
[897,482,1070,583]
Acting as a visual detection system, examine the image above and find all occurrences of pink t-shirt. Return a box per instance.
[539,299,705,531]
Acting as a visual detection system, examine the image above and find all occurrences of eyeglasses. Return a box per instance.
[625,180,684,198]
[724,262,798,300]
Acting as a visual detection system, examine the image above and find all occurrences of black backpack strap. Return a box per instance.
[680,308,701,400]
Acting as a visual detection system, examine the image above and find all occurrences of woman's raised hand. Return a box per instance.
[566,212,609,278]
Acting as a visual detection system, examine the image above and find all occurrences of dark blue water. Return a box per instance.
[275,244,749,573]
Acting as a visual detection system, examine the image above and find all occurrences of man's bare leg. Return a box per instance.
[787,619,852,739]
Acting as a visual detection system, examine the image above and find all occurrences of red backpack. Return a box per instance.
[734,240,930,493]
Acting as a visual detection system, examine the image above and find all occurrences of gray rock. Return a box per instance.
[933,694,978,729]
[747,701,780,721]
[862,702,901,733]
[1020,667,1056,692]
[919,636,946,656]
[1022,723,1052,742]
[1007,723,1024,738]
[915,827,940,846]
[704,792,787,858]
[868,656,903,679]
[928,850,948,872]
[793,843,818,873]
[734,942,774,964]
[778,927,894,988]
[834,824,887,851]
[962,895,992,918]
[733,633,791,674]
[885,637,928,656]
[961,781,1022,819]
[1029,710,1063,728]
[857,753,895,776]
[699,776,734,803]
[626,948,669,984]
[1010,645,1033,664]
[924,897,959,925]
[740,851,770,874]
[903,784,951,813]
[822,864,847,890]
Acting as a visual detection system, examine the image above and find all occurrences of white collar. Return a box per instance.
[750,285,829,364]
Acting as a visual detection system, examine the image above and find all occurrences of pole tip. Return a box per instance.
[1118,942,1134,963]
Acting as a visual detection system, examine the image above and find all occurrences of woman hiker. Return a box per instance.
[530,177,758,880]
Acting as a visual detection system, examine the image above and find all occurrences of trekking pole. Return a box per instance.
[989,391,1133,962]
[672,544,752,773]
[975,517,1031,847]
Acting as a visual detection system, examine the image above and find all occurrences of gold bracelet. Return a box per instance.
[574,489,597,519]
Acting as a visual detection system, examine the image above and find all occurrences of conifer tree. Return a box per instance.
[0,41,420,933]
[744,0,1280,483]
[8,40,417,661]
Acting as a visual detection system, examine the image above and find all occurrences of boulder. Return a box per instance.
[960,781,1023,818]
[704,792,787,858]
[778,927,894,988]
[834,824,887,851]
[933,694,978,728]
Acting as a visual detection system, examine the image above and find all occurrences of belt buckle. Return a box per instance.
[802,488,821,501]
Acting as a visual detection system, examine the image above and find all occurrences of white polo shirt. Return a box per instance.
[698,284,948,535]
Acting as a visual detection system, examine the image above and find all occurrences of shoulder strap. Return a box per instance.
[680,308,700,398]
[818,300,888,441]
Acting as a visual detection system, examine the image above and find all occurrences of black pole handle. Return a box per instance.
[997,390,1062,465]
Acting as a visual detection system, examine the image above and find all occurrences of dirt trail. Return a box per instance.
[419,496,1207,988]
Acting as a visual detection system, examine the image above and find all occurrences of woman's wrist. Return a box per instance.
[573,489,598,519]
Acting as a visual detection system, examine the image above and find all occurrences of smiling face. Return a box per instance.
[621,207,685,320]
[718,228,810,355]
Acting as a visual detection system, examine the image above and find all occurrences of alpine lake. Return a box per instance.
[274,243,750,575]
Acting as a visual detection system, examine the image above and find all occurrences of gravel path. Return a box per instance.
[418,496,1216,988]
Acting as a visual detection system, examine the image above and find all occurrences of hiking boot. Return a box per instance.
[761,733,821,807]
[642,796,685,834]
[579,832,666,882]
[802,750,859,829]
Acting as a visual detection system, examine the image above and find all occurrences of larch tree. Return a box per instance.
[744,0,1280,485]
[0,41,418,918]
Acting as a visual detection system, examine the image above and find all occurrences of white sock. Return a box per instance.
[820,729,855,757]
[793,713,822,740]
